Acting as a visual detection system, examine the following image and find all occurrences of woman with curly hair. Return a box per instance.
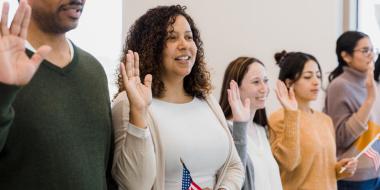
[111,5,244,190]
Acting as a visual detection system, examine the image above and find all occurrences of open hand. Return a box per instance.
[227,80,250,122]
[365,62,377,103]
[120,50,152,115]
[275,80,298,111]
[0,0,51,86]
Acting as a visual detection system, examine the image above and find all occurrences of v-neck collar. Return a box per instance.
[25,40,78,75]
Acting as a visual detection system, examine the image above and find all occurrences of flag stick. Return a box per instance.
[339,133,380,173]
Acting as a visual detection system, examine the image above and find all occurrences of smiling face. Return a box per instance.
[344,37,376,73]
[292,60,321,103]
[28,0,86,33]
[161,15,198,80]
[239,62,269,110]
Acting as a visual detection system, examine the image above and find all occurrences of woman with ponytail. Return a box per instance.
[270,51,357,190]
[325,31,380,189]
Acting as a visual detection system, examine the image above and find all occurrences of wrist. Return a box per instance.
[130,109,147,128]
[364,98,375,107]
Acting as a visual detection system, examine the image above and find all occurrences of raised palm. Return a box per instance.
[275,80,298,111]
[120,50,152,113]
[0,1,51,86]
[227,80,250,122]
[365,62,377,102]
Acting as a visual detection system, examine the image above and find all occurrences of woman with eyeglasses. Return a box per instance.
[324,31,380,190]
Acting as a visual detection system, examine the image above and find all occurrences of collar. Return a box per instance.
[25,38,74,61]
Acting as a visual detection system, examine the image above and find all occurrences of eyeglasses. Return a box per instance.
[353,47,379,56]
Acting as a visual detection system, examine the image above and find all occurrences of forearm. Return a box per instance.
[111,96,156,189]
[270,110,301,171]
[354,99,374,126]
[129,108,147,129]
[335,112,369,151]
[112,123,156,190]
[231,121,249,167]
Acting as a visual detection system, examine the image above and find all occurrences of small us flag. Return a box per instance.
[181,159,202,190]
[364,139,380,171]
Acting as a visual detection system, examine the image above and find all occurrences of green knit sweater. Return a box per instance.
[0,44,114,190]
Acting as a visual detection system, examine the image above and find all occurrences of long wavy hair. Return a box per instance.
[219,57,268,127]
[115,5,211,99]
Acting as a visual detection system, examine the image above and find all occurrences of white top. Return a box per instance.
[150,97,230,190]
[247,123,283,190]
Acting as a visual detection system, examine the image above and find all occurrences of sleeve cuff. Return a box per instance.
[0,83,21,110]
[346,113,368,136]
[284,109,300,138]
[126,123,151,139]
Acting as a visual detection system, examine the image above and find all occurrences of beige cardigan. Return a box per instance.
[111,92,244,190]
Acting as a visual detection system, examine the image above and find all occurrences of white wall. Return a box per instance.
[4,0,344,112]
[67,0,123,97]
[124,0,342,113]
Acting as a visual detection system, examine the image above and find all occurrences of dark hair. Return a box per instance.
[115,5,211,99]
[219,57,268,127]
[375,54,380,82]
[329,31,369,82]
[274,50,321,85]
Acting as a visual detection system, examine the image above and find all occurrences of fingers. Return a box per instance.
[0,1,10,37]
[227,89,232,105]
[289,85,295,100]
[19,3,31,39]
[231,80,239,101]
[30,45,51,66]
[10,0,27,36]
[144,74,152,89]
[120,63,128,85]
[233,80,241,101]
[275,80,286,99]
[345,159,357,174]
[134,52,140,77]
[126,50,141,80]
[126,51,133,79]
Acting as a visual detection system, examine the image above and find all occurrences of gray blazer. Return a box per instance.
[229,121,255,190]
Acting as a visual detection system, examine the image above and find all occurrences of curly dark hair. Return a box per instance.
[115,5,211,99]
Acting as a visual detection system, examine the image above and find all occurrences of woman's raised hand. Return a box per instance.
[365,62,377,103]
[227,80,250,122]
[120,50,152,128]
[0,0,51,86]
[275,80,298,111]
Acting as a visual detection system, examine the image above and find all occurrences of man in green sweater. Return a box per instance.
[0,0,115,189]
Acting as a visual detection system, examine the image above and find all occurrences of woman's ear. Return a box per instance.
[341,51,352,65]
[285,79,292,88]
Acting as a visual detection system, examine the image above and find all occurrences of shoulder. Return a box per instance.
[71,43,104,70]
[327,75,353,94]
